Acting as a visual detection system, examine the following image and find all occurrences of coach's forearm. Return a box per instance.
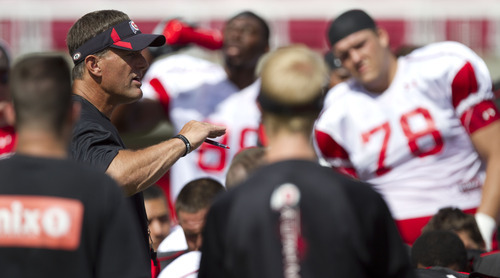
[106,120,226,196]
[106,137,186,196]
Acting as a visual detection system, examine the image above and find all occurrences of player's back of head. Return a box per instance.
[175,178,225,215]
[258,45,328,134]
[411,230,468,272]
[422,207,485,251]
[9,54,72,134]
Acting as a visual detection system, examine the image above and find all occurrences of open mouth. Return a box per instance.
[225,45,242,57]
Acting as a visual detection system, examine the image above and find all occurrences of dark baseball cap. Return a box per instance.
[327,9,376,46]
[71,20,165,65]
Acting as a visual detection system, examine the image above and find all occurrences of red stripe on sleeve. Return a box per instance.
[314,130,357,178]
[460,100,500,134]
[337,166,358,178]
[315,130,349,159]
[451,62,479,109]
[149,77,171,115]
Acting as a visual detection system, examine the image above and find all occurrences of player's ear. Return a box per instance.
[84,55,103,77]
[376,28,390,49]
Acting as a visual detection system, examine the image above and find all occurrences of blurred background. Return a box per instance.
[2,0,500,79]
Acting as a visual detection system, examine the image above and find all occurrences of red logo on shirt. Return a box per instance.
[0,196,84,250]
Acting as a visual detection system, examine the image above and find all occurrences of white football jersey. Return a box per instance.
[141,54,261,200]
[315,41,498,220]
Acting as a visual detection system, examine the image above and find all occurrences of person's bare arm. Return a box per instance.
[106,120,226,196]
[472,120,500,219]
[471,120,500,249]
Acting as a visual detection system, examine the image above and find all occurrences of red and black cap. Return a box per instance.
[71,20,165,65]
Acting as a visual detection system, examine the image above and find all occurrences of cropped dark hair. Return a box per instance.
[175,178,224,215]
[422,207,485,249]
[143,184,166,201]
[411,230,468,271]
[10,54,72,134]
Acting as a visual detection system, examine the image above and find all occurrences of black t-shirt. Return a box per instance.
[199,160,414,278]
[71,95,123,171]
[0,154,150,278]
[70,95,151,265]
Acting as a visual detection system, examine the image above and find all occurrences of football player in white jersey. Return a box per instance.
[315,9,500,250]
[113,12,270,208]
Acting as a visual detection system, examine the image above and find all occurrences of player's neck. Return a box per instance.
[386,54,399,89]
[265,133,317,164]
[73,79,115,118]
[15,129,69,159]
[225,66,257,90]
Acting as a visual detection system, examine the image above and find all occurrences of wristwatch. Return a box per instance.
[173,134,191,157]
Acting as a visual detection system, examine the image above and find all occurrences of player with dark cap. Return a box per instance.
[315,9,500,249]
[66,9,226,276]
[199,45,413,278]
[327,9,377,46]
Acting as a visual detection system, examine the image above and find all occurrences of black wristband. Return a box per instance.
[173,134,191,157]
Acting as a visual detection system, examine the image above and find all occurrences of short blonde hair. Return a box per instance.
[259,45,328,135]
